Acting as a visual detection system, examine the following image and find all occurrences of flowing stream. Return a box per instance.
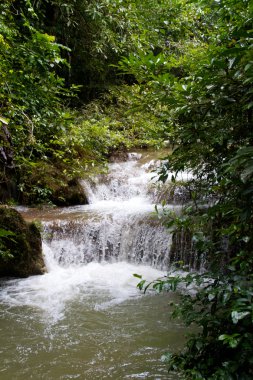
[0,150,187,379]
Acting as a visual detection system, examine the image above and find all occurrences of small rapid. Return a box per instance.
[83,153,155,203]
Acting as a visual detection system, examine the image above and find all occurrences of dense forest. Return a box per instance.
[1,0,253,379]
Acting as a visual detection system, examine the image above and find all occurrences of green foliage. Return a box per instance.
[0,227,15,261]
[0,1,79,203]
[0,2,70,142]
[80,86,168,150]
[33,0,190,99]
[0,1,129,204]
[137,270,253,379]
[124,0,253,378]
[0,0,174,205]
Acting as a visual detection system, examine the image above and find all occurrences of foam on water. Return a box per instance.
[83,158,157,204]
[86,197,155,214]
[0,243,166,322]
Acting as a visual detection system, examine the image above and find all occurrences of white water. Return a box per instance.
[83,155,157,203]
[42,152,174,269]
[0,243,166,322]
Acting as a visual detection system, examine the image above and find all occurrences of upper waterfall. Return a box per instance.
[83,152,157,203]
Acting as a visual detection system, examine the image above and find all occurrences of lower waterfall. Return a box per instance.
[45,216,172,268]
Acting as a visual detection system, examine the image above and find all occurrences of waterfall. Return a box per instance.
[16,150,205,272]
[0,151,199,380]
[44,216,172,268]
[1,149,206,320]
[43,152,174,270]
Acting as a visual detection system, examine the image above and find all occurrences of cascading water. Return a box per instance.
[42,151,174,269]
[0,150,188,380]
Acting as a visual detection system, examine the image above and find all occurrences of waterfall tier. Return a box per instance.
[44,214,172,269]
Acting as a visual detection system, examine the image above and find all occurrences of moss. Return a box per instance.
[19,162,88,206]
[108,148,128,163]
[0,207,46,277]
[51,179,88,206]
[0,168,17,204]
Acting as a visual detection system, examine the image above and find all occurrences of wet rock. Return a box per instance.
[108,149,128,163]
[51,178,88,206]
[127,152,142,161]
[0,207,46,277]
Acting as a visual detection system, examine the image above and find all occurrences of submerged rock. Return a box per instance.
[0,207,46,277]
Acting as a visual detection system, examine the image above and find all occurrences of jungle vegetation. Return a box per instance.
[0,0,253,378]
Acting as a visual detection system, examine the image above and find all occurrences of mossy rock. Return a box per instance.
[108,148,128,162]
[50,178,88,206]
[19,162,88,206]
[0,207,46,277]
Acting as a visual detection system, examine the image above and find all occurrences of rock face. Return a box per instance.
[0,207,46,277]
[51,178,88,206]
